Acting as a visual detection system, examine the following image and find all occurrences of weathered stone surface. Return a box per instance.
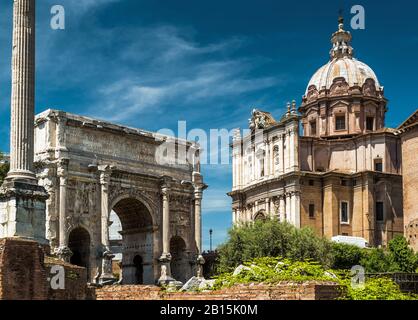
[34,110,206,284]
[180,276,204,291]
[398,111,418,252]
[232,265,252,276]
[0,0,49,244]
[7,0,37,182]
[0,238,48,300]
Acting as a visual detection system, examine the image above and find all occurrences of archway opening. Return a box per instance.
[254,210,267,221]
[110,197,154,284]
[68,227,91,277]
[170,236,189,283]
[133,255,144,284]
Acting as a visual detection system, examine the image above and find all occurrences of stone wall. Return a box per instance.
[93,282,342,300]
[0,238,48,300]
[44,256,88,300]
[401,127,418,252]
[0,238,90,300]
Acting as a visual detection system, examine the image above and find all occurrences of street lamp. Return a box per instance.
[209,229,213,252]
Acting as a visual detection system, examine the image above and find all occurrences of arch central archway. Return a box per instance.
[110,197,155,285]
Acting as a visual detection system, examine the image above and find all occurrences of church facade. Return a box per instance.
[228,19,404,247]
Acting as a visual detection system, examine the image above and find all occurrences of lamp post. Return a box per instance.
[209,229,213,252]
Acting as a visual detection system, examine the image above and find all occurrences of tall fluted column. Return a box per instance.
[0,0,48,244]
[7,0,36,182]
[98,165,115,284]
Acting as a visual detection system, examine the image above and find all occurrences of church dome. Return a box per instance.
[306,57,380,94]
[305,17,381,95]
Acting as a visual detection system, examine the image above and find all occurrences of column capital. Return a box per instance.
[98,165,114,185]
[57,158,69,186]
[194,182,207,198]
[161,186,170,200]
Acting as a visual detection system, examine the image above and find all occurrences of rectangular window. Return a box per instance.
[310,121,317,136]
[309,204,315,218]
[376,202,384,222]
[309,180,314,186]
[366,117,374,131]
[374,159,383,172]
[335,115,346,131]
[340,201,349,224]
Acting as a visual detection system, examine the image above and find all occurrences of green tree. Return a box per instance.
[360,248,393,273]
[0,151,9,185]
[387,236,417,273]
[216,220,333,273]
[331,242,363,269]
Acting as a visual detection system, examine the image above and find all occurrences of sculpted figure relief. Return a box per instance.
[249,109,276,130]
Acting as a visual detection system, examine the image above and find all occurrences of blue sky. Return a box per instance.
[0,0,417,250]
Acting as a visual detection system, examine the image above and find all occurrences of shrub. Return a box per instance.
[214,257,337,289]
[214,256,417,300]
[342,276,416,300]
[359,236,418,273]
[216,220,333,273]
[387,236,417,273]
[331,242,362,269]
[359,248,393,273]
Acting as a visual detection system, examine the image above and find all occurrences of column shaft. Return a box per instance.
[194,194,202,254]
[58,171,67,247]
[279,196,286,222]
[8,0,36,181]
[162,188,170,255]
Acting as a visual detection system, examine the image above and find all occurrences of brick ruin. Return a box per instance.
[0,237,344,300]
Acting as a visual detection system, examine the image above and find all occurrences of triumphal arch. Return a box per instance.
[33,109,206,285]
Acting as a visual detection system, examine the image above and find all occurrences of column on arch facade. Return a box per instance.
[98,165,116,283]
[55,158,72,261]
[158,180,175,284]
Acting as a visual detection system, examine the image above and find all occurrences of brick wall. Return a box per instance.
[0,238,48,300]
[93,282,342,300]
[0,238,89,300]
[401,128,418,252]
[44,256,88,300]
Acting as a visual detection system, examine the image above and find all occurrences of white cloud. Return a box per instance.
[48,0,122,14]
[202,187,232,214]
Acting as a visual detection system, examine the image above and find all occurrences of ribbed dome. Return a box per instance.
[305,17,381,95]
[306,57,380,94]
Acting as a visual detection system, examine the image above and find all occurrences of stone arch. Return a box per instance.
[109,191,158,227]
[110,194,156,285]
[254,210,267,221]
[66,223,94,245]
[68,227,91,279]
